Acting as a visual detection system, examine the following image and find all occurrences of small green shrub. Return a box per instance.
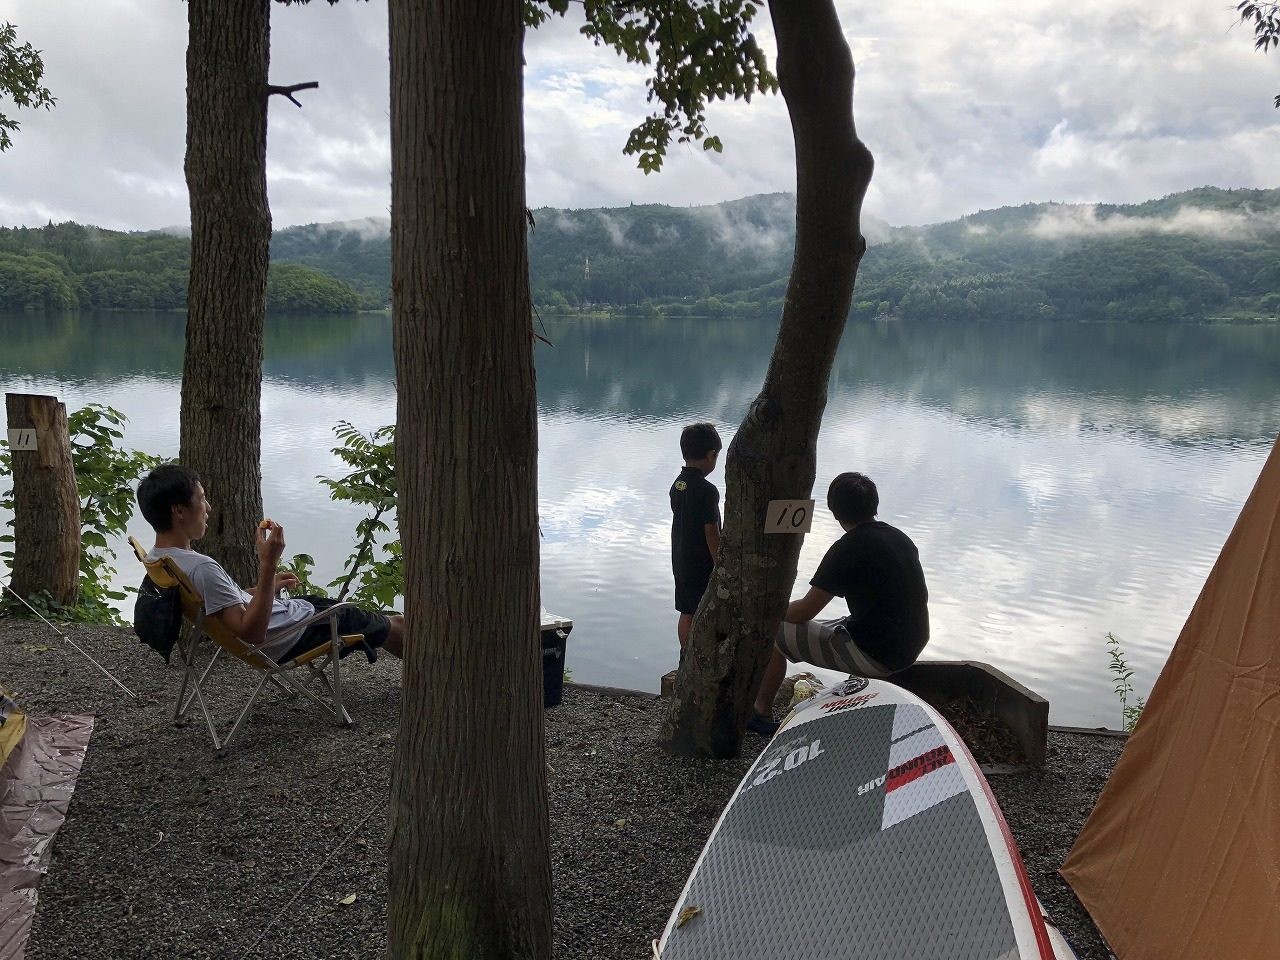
[289,421,402,610]
[1105,631,1147,732]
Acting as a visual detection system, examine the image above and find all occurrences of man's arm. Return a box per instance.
[704,522,720,560]
[210,521,286,646]
[784,585,833,623]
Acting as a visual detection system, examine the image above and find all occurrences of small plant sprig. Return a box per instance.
[288,421,402,611]
[1106,631,1147,732]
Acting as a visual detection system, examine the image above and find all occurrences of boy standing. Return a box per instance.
[670,423,722,649]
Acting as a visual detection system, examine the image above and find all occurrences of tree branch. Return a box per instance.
[266,81,319,107]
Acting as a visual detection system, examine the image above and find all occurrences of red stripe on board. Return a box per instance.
[885,745,955,793]
[937,709,1057,960]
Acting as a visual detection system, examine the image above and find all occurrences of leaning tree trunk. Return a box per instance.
[180,0,270,585]
[386,2,551,958]
[661,0,874,759]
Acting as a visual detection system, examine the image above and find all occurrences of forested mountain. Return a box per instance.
[2,186,1277,321]
[0,222,362,312]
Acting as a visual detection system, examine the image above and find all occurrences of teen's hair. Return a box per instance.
[137,463,202,532]
[680,422,722,460]
[828,472,878,525]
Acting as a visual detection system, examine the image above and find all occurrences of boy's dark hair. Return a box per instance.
[680,422,722,461]
[828,472,878,526]
[137,463,202,533]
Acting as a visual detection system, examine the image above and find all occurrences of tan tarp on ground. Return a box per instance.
[1061,433,1280,960]
[0,689,94,960]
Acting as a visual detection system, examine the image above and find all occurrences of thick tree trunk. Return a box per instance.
[385,2,551,958]
[180,0,270,586]
[661,0,874,759]
[5,393,80,608]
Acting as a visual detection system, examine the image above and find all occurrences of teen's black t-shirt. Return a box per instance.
[810,520,929,672]
[670,466,720,583]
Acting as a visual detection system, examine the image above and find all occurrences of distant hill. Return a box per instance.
[0,221,362,313]
[3,186,1278,321]
[268,186,1280,322]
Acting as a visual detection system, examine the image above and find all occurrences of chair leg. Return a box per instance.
[178,647,223,721]
[329,620,347,726]
[308,663,353,726]
[219,673,273,755]
[172,628,200,724]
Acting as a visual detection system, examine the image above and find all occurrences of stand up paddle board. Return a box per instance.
[656,677,1077,959]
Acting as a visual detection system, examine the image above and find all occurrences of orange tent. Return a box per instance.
[1061,433,1280,959]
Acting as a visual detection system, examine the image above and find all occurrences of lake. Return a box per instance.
[3,310,1278,726]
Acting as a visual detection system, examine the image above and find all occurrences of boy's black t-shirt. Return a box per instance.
[810,520,929,673]
[670,466,720,583]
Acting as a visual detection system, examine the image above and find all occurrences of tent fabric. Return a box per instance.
[1061,433,1280,960]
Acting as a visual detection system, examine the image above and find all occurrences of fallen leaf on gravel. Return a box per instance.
[23,644,50,652]
[614,818,628,828]
[340,894,358,905]
[676,905,701,928]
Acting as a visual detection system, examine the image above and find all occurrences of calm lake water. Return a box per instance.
[3,310,1279,726]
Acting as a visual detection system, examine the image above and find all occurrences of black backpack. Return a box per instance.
[133,574,184,663]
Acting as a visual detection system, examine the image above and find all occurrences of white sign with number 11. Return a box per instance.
[6,429,38,452]
[765,499,815,534]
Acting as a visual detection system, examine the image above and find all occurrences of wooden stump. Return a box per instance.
[5,394,81,608]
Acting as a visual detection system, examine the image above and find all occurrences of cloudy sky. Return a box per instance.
[1,0,1277,231]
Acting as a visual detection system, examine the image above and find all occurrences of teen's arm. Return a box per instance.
[704,522,721,560]
[211,522,286,645]
[784,586,833,623]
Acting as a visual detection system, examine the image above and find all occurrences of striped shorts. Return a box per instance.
[775,617,894,678]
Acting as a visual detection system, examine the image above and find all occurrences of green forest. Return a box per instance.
[2,185,1277,321]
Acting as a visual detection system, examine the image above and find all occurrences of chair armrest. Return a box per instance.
[292,634,365,667]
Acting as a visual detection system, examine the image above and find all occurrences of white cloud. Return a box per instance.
[0,0,1276,231]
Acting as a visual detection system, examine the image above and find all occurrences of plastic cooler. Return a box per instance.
[540,609,573,707]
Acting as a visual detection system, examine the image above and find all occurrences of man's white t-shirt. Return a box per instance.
[148,546,315,661]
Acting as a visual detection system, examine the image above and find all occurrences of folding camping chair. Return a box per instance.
[128,536,367,755]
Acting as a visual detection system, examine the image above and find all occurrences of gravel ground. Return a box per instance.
[3,620,1123,959]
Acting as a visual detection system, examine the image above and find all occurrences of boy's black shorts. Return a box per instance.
[283,596,393,663]
[674,575,712,615]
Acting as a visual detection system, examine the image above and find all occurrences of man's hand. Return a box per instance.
[274,571,300,594]
[256,520,286,569]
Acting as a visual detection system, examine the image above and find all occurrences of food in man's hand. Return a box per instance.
[259,518,273,529]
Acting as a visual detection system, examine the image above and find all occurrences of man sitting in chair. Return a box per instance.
[137,463,404,663]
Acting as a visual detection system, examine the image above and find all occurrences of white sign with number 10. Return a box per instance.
[765,499,815,534]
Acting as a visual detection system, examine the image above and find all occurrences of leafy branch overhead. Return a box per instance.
[0,21,56,152]
[1238,1,1280,107]
[528,0,777,173]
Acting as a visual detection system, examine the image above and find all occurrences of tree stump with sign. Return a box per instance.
[5,393,81,608]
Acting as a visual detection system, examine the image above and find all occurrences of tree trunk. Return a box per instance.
[386,2,551,958]
[180,0,270,586]
[661,0,874,759]
[5,393,80,608]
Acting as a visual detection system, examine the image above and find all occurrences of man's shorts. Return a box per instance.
[775,617,894,678]
[674,575,712,615]
[283,596,393,664]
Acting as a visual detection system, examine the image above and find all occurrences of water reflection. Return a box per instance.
[3,310,1278,726]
